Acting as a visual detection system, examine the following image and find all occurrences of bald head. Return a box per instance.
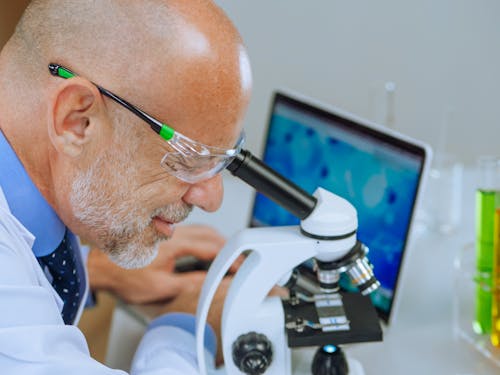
[8,0,250,127]
[1,0,251,151]
[15,1,242,69]
[0,0,252,262]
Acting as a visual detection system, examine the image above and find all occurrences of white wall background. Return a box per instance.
[215,0,500,165]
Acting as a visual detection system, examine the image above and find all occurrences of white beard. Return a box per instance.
[69,137,191,269]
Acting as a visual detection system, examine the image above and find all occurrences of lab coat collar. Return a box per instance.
[0,130,65,256]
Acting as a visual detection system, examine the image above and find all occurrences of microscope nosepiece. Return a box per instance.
[316,242,380,296]
[346,257,380,295]
[316,268,341,293]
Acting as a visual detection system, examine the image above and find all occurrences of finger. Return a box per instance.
[176,236,226,260]
[228,254,247,274]
[136,271,207,304]
[268,285,289,298]
[116,271,183,304]
[167,225,226,259]
[174,224,226,244]
[184,242,224,260]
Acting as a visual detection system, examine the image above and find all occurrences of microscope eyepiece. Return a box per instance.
[227,149,317,219]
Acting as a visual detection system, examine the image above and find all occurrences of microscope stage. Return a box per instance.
[283,291,383,348]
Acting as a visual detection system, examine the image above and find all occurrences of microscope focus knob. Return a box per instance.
[232,332,273,374]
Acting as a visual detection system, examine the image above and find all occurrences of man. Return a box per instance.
[0,0,252,373]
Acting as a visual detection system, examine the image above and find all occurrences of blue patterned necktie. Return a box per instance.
[37,230,86,325]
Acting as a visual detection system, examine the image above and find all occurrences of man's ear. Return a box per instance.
[48,77,105,158]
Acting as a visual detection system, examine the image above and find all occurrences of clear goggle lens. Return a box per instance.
[160,131,245,183]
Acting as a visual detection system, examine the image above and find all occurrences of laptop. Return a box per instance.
[249,91,431,324]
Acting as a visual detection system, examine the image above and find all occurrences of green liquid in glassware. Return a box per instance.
[474,190,500,334]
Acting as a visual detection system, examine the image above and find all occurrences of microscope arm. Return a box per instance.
[196,226,316,374]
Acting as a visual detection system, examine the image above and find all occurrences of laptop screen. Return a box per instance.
[249,91,430,323]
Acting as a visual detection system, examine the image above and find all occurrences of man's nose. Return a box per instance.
[182,174,224,212]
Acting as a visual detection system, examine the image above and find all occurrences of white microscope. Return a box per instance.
[196,149,382,375]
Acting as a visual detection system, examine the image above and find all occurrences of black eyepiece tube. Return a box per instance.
[227,149,317,220]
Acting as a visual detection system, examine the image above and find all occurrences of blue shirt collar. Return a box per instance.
[0,130,65,256]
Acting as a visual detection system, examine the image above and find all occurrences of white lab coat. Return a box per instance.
[0,187,212,374]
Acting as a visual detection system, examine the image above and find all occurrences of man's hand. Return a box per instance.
[87,224,226,304]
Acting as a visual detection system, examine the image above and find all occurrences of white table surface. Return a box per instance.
[105,169,500,374]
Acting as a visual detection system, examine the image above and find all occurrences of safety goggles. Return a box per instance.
[48,63,244,184]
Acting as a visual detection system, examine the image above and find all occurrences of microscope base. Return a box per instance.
[210,355,365,375]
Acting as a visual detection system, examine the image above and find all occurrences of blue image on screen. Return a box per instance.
[252,105,421,315]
